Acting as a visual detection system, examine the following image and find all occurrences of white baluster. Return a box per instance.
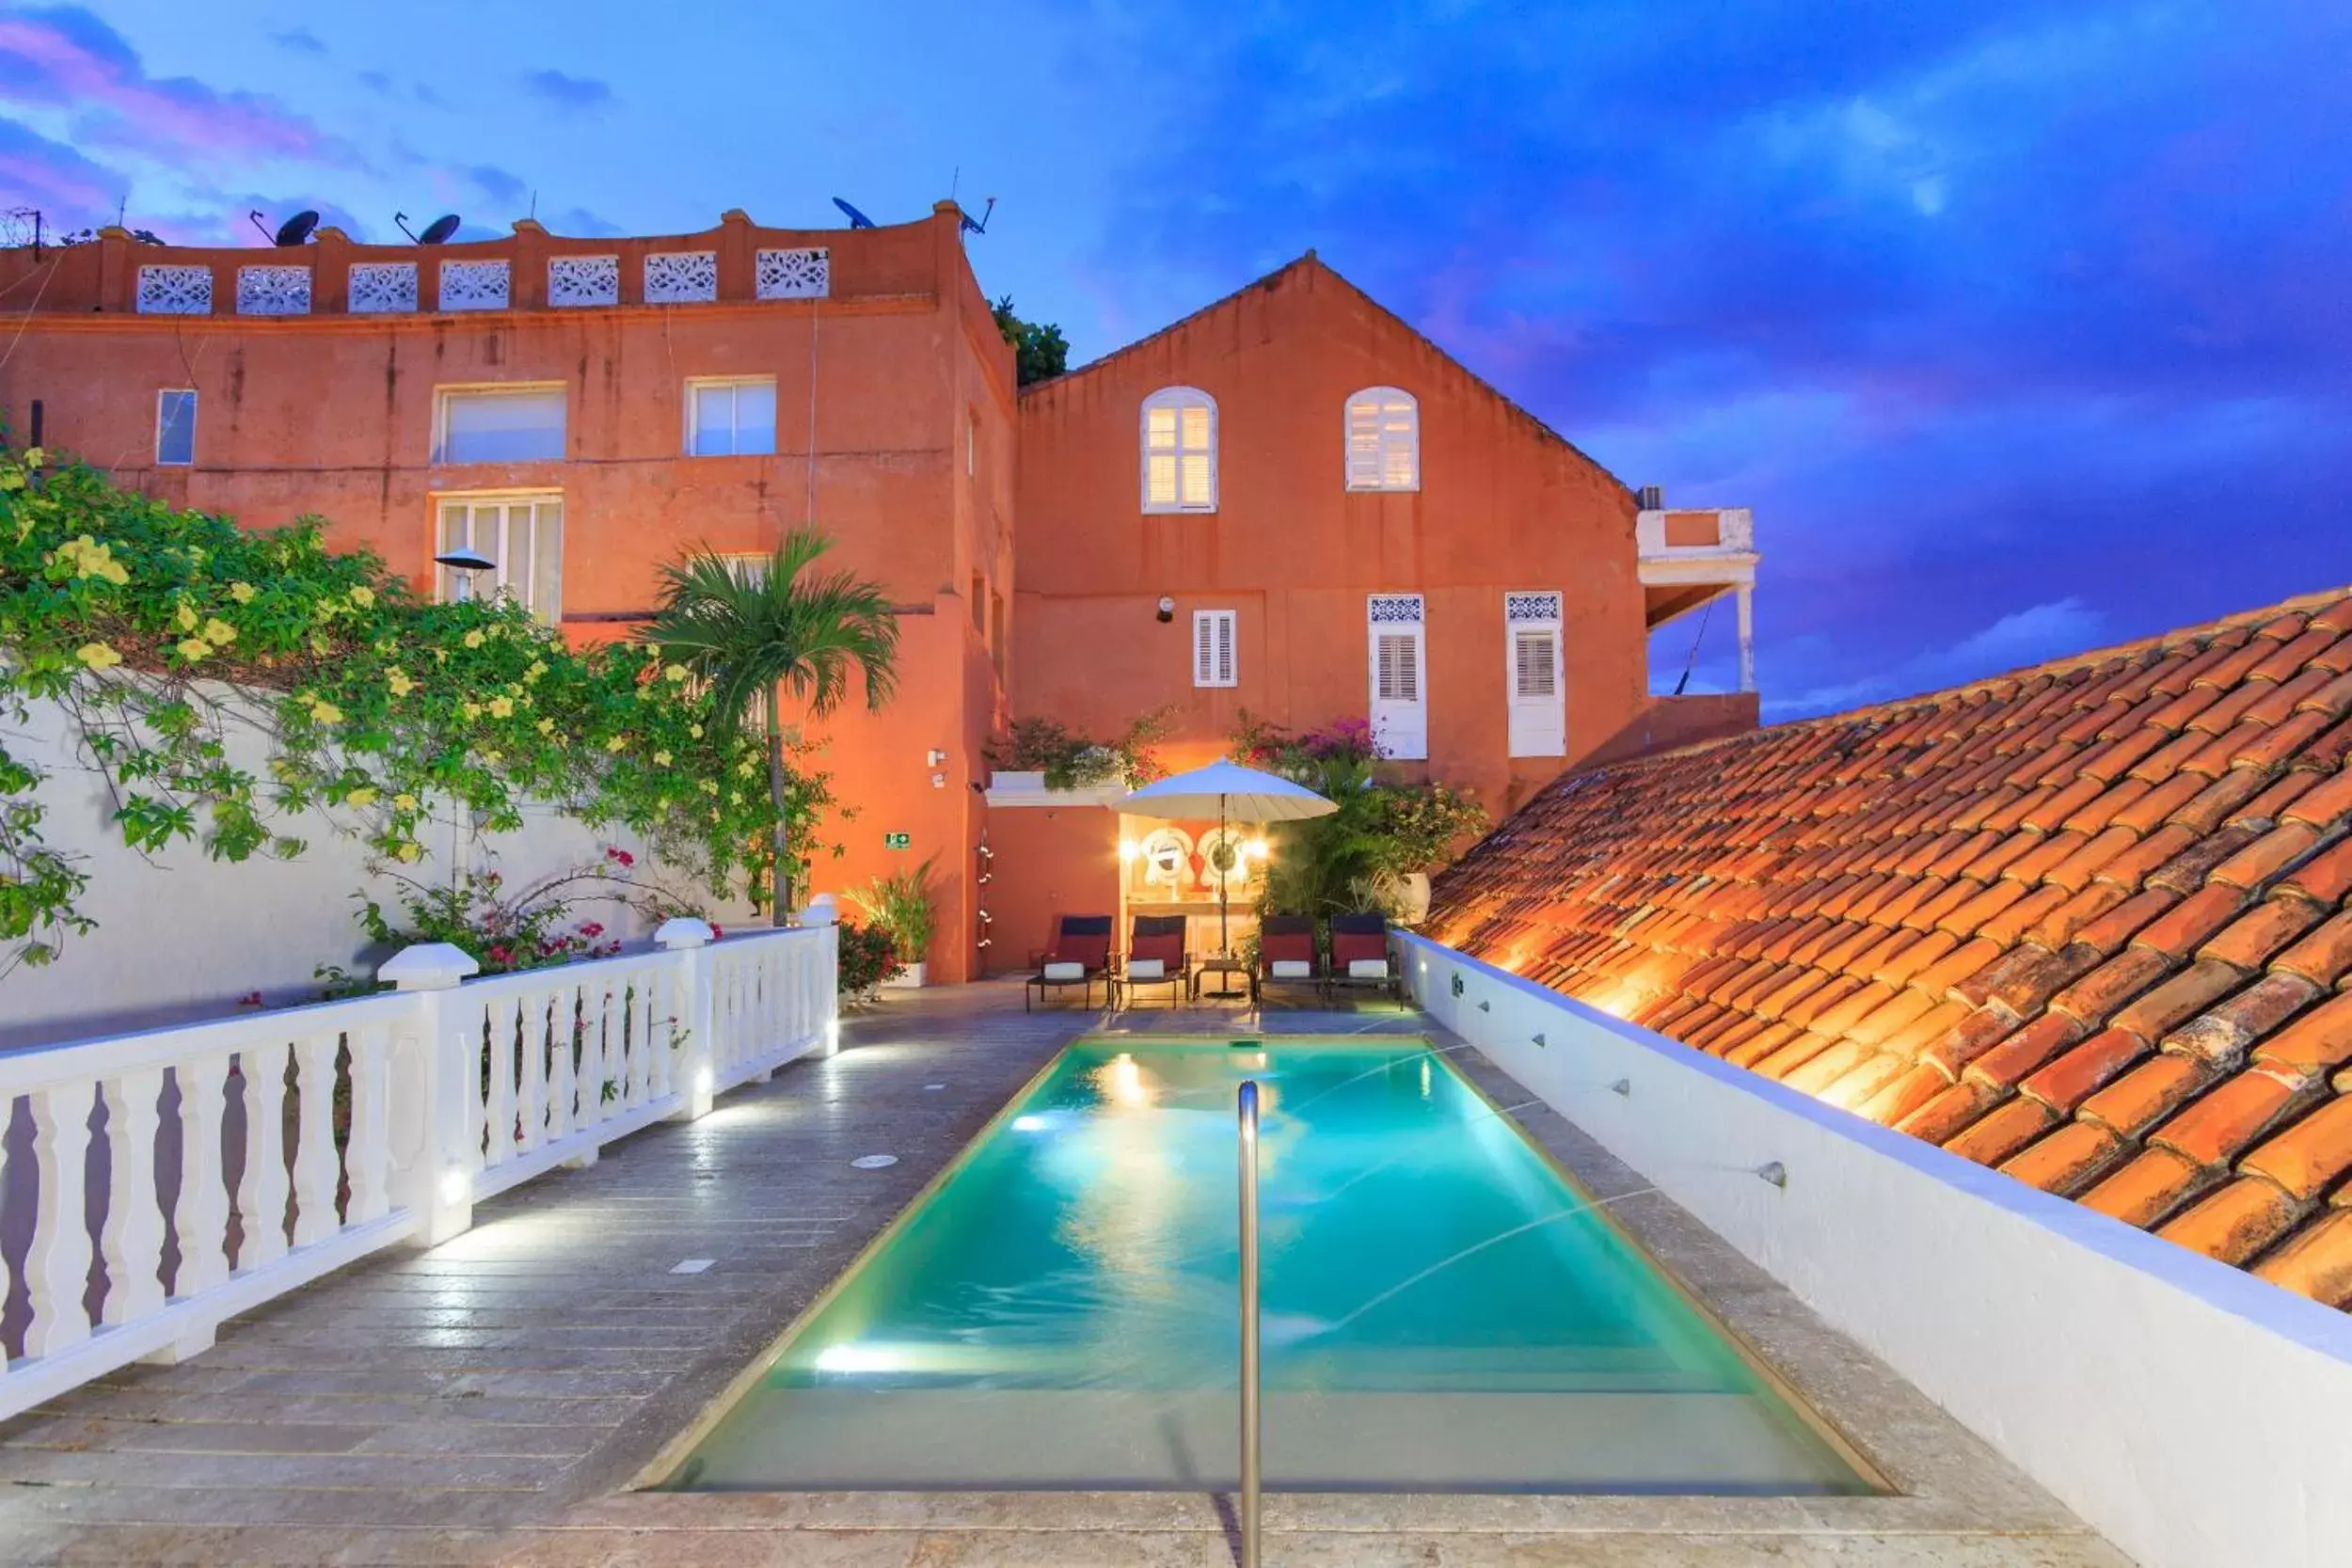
[516,990,549,1152]
[545,986,575,1144]
[98,1068,168,1325]
[236,1041,292,1270]
[291,1033,342,1247]
[579,981,608,1129]
[344,1021,392,1224]
[172,1054,233,1296]
[484,997,516,1171]
[24,1082,98,1357]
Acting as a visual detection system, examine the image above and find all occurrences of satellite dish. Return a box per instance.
[960,198,996,236]
[420,214,460,245]
[832,197,877,230]
[273,210,320,246]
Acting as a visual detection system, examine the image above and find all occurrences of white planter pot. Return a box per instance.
[1397,873,1432,925]
[882,960,928,990]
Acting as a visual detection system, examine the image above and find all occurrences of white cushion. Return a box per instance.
[1348,958,1391,979]
[1127,958,1166,980]
[1270,959,1311,979]
[1042,961,1085,981]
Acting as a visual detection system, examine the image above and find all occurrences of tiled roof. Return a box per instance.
[1426,589,2352,1310]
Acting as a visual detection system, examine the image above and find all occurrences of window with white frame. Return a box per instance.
[685,377,777,456]
[433,386,565,464]
[1367,594,1427,759]
[1140,387,1216,512]
[1505,591,1565,757]
[437,495,564,621]
[1193,610,1237,688]
[1345,386,1419,491]
[155,389,197,467]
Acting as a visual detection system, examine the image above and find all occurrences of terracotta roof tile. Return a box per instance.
[1426,589,2352,1309]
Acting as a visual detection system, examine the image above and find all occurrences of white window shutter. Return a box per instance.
[1141,388,1217,512]
[1344,388,1419,491]
[1505,592,1565,757]
[1193,610,1236,687]
[1367,594,1427,759]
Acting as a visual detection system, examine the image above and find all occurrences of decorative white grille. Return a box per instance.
[235,264,312,316]
[548,254,619,308]
[1368,594,1424,625]
[1506,592,1562,624]
[438,260,510,311]
[348,261,418,313]
[644,251,717,304]
[755,247,830,299]
[136,264,213,315]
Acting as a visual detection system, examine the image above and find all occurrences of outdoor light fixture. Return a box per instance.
[438,1165,470,1206]
[927,749,946,767]
[694,1065,716,1096]
[1155,595,1176,622]
[433,546,496,603]
[1246,839,1269,860]
[1119,839,1140,862]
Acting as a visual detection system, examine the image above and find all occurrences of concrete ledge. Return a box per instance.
[1400,930,2352,1568]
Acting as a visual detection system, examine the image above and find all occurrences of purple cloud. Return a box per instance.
[523,70,612,110]
[0,115,123,223]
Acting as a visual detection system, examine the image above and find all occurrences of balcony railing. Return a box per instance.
[134,248,831,318]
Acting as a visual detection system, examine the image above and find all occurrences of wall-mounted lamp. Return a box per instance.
[927,749,946,767]
[1154,595,1176,623]
[1119,839,1140,863]
[1245,839,1269,861]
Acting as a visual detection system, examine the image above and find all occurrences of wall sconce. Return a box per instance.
[1155,595,1175,623]
[1119,839,1140,862]
[927,749,946,767]
[1245,839,1269,861]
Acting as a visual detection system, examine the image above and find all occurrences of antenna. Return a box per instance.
[960,198,996,236]
[394,212,417,241]
[832,197,877,230]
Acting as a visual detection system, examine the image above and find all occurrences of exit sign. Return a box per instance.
[883,832,912,850]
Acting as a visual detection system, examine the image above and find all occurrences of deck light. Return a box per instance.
[694,1065,715,1096]
[1012,1115,1047,1132]
[438,1165,470,1206]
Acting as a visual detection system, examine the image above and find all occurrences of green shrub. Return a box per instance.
[849,855,935,975]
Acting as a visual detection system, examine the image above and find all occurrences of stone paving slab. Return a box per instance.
[0,982,2130,1567]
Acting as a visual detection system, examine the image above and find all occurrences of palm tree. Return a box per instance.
[649,531,898,923]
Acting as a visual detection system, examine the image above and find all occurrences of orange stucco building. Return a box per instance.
[0,207,1757,981]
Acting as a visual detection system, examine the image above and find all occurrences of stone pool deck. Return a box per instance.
[0,982,2131,1566]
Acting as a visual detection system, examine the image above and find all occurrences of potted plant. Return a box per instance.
[850,856,936,988]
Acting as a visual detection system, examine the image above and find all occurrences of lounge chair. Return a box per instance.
[1119,914,1192,1008]
[1026,914,1115,1010]
[1255,915,1322,1006]
[1327,912,1403,1003]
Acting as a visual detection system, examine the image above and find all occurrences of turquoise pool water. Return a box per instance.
[668,1038,1871,1493]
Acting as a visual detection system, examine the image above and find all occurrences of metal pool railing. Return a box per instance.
[1237,1077,1263,1568]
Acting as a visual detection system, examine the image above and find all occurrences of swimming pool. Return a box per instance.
[664,1037,1873,1493]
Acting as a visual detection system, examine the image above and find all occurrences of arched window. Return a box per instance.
[1344,386,1419,491]
[1141,387,1217,513]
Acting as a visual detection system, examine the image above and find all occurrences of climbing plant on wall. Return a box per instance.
[0,446,833,979]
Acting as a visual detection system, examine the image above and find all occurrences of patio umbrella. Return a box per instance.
[1118,758,1335,958]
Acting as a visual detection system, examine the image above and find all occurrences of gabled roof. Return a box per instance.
[1427,588,2352,1310]
[1025,253,1629,493]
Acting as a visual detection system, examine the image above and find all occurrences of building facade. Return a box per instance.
[0,211,1756,980]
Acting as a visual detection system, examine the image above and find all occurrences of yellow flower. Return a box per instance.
[346,786,378,808]
[690,723,704,739]
[460,701,481,721]
[664,663,690,683]
[310,633,333,657]
[309,699,344,725]
[393,793,418,812]
[203,617,236,646]
[434,648,448,664]
[488,696,515,719]
[175,602,199,632]
[607,736,628,752]
[176,637,211,661]
[230,581,257,605]
[74,641,122,671]
[396,842,422,863]
[463,629,485,649]
[653,750,673,766]
[737,759,757,778]
[524,659,548,683]
[536,717,556,735]
[348,586,375,609]
[22,446,41,468]
[386,669,414,697]
[484,751,502,766]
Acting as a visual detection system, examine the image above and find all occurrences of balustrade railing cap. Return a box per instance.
[799,893,839,927]
[379,942,483,990]
[656,916,716,949]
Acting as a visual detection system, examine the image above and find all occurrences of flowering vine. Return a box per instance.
[0,448,834,978]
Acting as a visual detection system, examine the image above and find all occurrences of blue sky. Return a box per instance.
[5,1,2345,718]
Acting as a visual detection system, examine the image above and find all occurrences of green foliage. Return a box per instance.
[0,446,823,980]
[992,295,1070,387]
[984,709,1172,790]
[649,532,899,918]
[357,854,637,976]
[849,854,935,973]
[1234,711,1487,923]
[835,920,898,997]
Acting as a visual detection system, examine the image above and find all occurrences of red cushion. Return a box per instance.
[1332,932,1388,968]
[1132,933,1184,966]
[1262,931,1315,966]
[1056,934,1109,969]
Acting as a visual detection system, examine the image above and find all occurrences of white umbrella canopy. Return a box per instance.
[1117,759,1335,959]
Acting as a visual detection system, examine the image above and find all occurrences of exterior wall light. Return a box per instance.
[1246,839,1269,861]
[1119,839,1140,862]
[1155,595,1176,622]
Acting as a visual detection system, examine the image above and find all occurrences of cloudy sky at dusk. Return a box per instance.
[4,1,2345,718]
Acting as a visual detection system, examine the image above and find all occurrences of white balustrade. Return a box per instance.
[0,926,834,1420]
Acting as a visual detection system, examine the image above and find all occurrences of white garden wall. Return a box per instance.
[4,688,755,1050]
[1402,930,2352,1568]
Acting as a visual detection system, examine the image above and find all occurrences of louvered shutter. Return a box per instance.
[1192,610,1237,687]
[1368,594,1427,759]
[1506,592,1565,757]
[1142,389,1217,511]
[1344,388,1419,491]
